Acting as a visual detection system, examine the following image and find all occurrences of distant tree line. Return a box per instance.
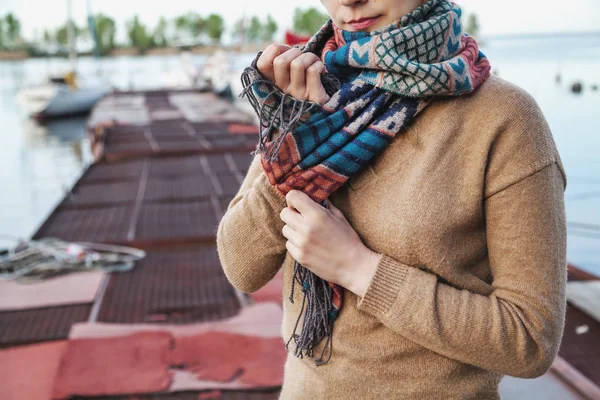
[0,8,482,56]
[0,13,23,49]
[34,12,278,55]
[42,13,230,55]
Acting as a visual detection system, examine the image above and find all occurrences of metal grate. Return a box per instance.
[150,119,189,136]
[135,200,219,242]
[149,156,204,178]
[216,173,244,197]
[96,118,257,162]
[144,177,215,202]
[105,128,147,142]
[204,153,233,174]
[201,135,255,150]
[85,160,144,182]
[229,152,254,174]
[152,139,206,152]
[0,304,91,347]
[64,181,140,207]
[33,205,133,243]
[33,153,249,246]
[190,121,233,135]
[97,246,240,324]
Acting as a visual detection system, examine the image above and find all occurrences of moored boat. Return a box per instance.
[17,76,111,120]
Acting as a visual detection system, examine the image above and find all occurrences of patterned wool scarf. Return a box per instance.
[240,0,491,365]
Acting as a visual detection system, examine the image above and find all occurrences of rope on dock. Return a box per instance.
[0,237,145,282]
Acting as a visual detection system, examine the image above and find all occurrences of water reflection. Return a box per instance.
[0,116,92,241]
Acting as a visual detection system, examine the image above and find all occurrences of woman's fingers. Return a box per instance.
[289,55,330,104]
[306,61,330,104]
[325,199,345,219]
[285,190,323,221]
[273,47,303,93]
[282,224,303,247]
[256,44,291,81]
[279,206,305,232]
[257,43,331,105]
[288,53,321,99]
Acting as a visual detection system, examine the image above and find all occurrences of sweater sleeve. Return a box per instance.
[356,161,567,379]
[216,153,288,293]
[355,86,568,379]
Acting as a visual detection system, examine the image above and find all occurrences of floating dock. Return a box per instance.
[0,89,282,399]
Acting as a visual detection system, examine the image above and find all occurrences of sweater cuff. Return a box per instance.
[356,254,412,319]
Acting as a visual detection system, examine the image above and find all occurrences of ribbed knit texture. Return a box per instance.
[216,73,568,399]
[355,254,411,319]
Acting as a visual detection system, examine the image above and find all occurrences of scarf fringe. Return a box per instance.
[286,259,337,366]
[239,56,340,162]
[239,61,342,365]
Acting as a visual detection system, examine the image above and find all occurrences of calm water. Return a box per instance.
[1,35,599,275]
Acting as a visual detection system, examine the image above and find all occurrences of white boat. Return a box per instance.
[16,0,112,120]
[16,78,111,119]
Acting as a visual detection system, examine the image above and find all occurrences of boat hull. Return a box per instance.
[17,85,111,119]
[40,86,110,118]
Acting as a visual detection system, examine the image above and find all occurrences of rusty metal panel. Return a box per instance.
[135,200,218,242]
[229,152,254,174]
[149,156,204,178]
[144,177,215,202]
[216,174,243,197]
[0,304,91,347]
[85,160,144,182]
[33,205,133,243]
[64,181,140,206]
[97,246,240,324]
[203,154,233,174]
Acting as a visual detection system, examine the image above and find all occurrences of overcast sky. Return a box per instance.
[1,0,599,43]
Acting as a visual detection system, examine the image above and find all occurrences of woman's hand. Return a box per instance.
[280,190,382,298]
[256,44,331,104]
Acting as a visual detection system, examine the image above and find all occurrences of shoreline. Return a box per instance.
[0,43,271,61]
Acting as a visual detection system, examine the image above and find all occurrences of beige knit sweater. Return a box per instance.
[216,74,568,399]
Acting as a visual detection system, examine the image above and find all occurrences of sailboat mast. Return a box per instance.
[67,0,77,71]
[86,0,100,58]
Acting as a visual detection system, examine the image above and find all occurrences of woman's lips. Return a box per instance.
[347,16,381,30]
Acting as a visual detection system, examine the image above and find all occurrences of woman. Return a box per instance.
[217,0,568,398]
